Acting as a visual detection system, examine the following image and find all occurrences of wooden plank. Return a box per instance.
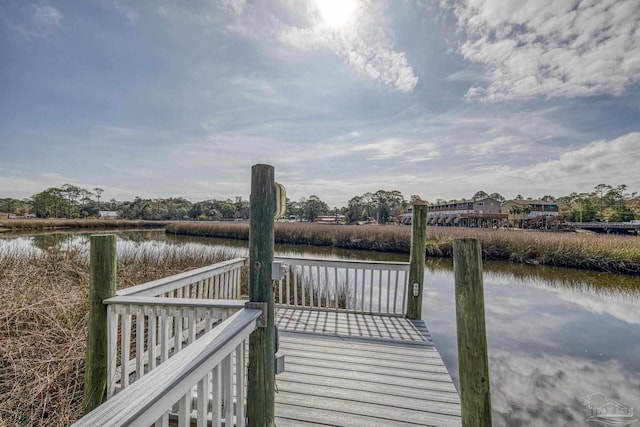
[280,362,458,394]
[273,306,461,427]
[276,380,461,416]
[278,340,442,363]
[276,404,426,427]
[276,392,461,426]
[279,348,451,372]
[274,371,460,403]
[276,310,429,343]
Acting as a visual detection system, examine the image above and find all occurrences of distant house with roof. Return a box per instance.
[427,197,506,228]
[99,211,119,219]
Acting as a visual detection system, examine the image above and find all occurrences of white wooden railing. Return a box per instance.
[105,257,246,397]
[273,256,410,316]
[74,308,262,427]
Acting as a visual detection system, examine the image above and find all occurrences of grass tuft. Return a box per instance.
[167,222,640,275]
[0,245,239,426]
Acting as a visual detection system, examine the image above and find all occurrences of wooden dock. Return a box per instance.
[274,308,461,426]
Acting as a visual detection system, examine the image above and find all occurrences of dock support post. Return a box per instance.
[247,164,276,427]
[82,234,117,414]
[453,238,492,427]
[407,202,428,320]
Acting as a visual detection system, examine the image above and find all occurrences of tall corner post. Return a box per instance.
[83,234,117,414]
[453,238,492,427]
[407,202,428,320]
[247,164,276,427]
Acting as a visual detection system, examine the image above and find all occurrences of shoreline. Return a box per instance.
[2,219,638,275]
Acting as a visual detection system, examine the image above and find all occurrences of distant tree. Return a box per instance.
[592,184,612,221]
[515,194,524,200]
[61,184,82,218]
[31,188,66,218]
[346,195,365,223]
[488,192,505,202]
[473,191,489,200]
[301,195,329,222]
[93,188,104,214]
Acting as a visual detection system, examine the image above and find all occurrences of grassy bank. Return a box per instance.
[166,222,640,275]
[0,245,241,426]
[0,219,169,233]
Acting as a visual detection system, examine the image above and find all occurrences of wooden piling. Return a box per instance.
[247,164,276,427]
[82,234,117,414]
[407,202,428,320]
[453,238,492,427]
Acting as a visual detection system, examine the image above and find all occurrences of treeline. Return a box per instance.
[1,183,638,222]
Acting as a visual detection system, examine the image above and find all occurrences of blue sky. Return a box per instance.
[1,0,639,207]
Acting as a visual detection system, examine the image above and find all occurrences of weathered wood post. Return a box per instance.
[82,234,117,414]
[247,164,276,427]
[407,202,428,320]
[453,238,492,427]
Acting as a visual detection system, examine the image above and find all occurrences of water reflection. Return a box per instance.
[423,259,640,427]
[2,230,639,426]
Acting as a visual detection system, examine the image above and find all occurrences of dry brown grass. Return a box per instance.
[167,222,640,274]
[0,245,239,426]
[0,219,169,232]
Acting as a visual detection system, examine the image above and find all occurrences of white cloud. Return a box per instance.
[442,0,640,101]
[223,1,418,93]
[217,0,247,16]
[444,132,640,198]
[113,2,139,23]
[19,4,63,39]
[524,132,640,185]
[458,136,532,156]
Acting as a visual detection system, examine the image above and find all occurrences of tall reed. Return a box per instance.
[167,222,640,275]
[0,245,240,426]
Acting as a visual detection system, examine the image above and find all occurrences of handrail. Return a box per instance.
[274,255,410,269]
[104,295,245,309]
[74,308,261,427]
[273,256,410,315]
[117,257,246,297]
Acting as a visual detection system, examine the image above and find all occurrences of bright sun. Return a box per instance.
[314,0,357,27]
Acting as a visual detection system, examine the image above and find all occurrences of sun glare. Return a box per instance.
[314,0,357,27]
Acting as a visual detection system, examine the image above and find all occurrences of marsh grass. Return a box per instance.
[167,222,640,275]
[0,219,169,232]
[0,245,241,426]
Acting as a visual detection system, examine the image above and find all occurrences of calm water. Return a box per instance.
[2,230,639,426]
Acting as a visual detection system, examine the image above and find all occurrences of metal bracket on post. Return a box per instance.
[245,301,268,328]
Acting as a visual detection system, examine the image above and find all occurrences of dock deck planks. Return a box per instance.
[274,308,461,426]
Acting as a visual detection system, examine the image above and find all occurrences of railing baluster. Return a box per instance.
[384,270,390,313]
[121,311,131,388]
[346,268,350,311]
[148,308,157,370]
[286,266,291,305]
[197,373,209,427]
[235,341,245,425]
[174,309,183,353]
[393,270,400,314]
[377,270,382,312]
[160,309,169,362]
[189,309,197,344]
[293,265,298,306]
[212,365,221,427]
[223,354,232,424]
[178,391,190,427]
[333,267,340,311]
[107,305,118,397]
[301,265,306,307]
[135,308,144,380]
[401,270,408,314]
